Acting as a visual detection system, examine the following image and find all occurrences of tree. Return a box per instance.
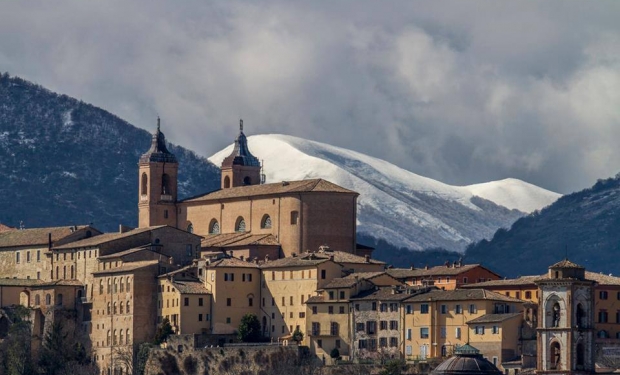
[330,348,340,360]
[154,317,174,344]
[379,359,405,375]
[1,309,33,375]
[292,327,304,344]
[237,314,261,343]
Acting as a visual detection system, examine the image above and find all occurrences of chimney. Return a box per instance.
[410,265,415,270]
[365,255,370,263]
[169,257,173,265]
[265,254,270,262]
[329,255,334,261]
[119,224,133,233]
[425,265,429,270]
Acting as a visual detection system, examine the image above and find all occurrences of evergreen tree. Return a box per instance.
[154,317,175,344]
[237,314,261,342]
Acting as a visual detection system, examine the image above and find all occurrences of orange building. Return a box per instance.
[387,263,501,290]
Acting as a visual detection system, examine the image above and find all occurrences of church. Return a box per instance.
[137,119,368,259]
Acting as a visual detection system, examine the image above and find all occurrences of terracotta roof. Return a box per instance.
[550,259,584,269]
[158,265,197,278]
[201,233,280,247]
[181,179,357,202]
[306,296,326,304]
[0,225,94,249]
[92,260,160,275]
[208,257,259,269]
[0,278,44,287]
[0,224,14,233]
[350,287,416,301]
[53,226,166,249]
[467,312,522,324]
[260,257,332,269]
[169,280,209,295]
[323,272,400,289]
[386,264,496,279]
[405,289,525,303]
[298,250,385,265]
[464,271,620,288]
[97,245,160,260]
[461,276,539,288]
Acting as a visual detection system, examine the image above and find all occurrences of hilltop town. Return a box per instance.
[0,122,615,375]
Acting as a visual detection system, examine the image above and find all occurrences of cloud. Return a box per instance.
[0,0,619,194]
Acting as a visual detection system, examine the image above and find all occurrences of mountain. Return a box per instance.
[209,134,560,253]
[465,174,620,277]
[0,73,220,231]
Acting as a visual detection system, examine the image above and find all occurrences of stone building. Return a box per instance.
[386,263,501,290]
[138,121,360,258]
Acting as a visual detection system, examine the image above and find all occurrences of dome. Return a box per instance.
[431,345,502,375]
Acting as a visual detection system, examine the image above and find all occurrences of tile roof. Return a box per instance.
[97,246,156,260]
[405,289,525,303]
[466,312,522,324]
[208,257,259,269]
[350,287,416,301]
[158,265,197,278]
[53,226,166,249]
[0,225,94,249]
[169,280,209,295]
[0,224,14,233]
[386,264,496,279]
[550,259,585,269]
[463,271,620,288]
[0,278,44,287]
[260,256,332,269]
[298,250,385,265]
[322,272,400,289]
[92,260,160,275]
[181,179,357,203]
[201,233,279,247]
[35,280,84,287]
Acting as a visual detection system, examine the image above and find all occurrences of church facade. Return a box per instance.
[138,120,360,258]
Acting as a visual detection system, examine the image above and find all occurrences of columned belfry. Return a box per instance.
[535,259,595,375]
[138,118,178,228]
[220,119,261,189]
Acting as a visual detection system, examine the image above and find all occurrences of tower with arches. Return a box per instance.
[535,259,595,375]
[220,119,262,189]
[138,118,178,227]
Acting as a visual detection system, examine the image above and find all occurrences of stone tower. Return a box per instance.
[535,259,595,375]
[220,119,261,189]
[138,118,178,228]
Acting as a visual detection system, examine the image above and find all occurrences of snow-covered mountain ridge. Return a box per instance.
[209,134,560,253]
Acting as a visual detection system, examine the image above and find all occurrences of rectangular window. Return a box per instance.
[367,321,377,334]
[355,304,360,311]
[272,298,275,306]
[492,325,499,334]
[406,328,412,340]
[616,311,620,324]
[356,323,365,332]
[184,298,189,306]
[600,291,609,300]
[469,304,477,314]
[312,306,318,315]
[516,292,521,299]
[455,304,462,314]
[249,298,253,307]
[37,250,41,262]
[380,303,388,312]
[26,251,31,263]
[198,314,203,321]
[390,320,398,330]
[440,327,447,338]
[164,210,168,219]
[299,312,305,318]
[16,252,20,264]
[242,274,246,282]
[321,270,326,279]
[290,296,294,305]
[380,337,387,348]
[380,321,388,330]
[282,297,286,306]
[421,304,429,314]
[336,339,341,348]
[339,306,345,314]
[329,291,334,300]
[358,339,367,349]
[455,327,461,339]
[248,273,252,282]
[462,277,468,283]
[291,211,299,225]
[328,306,334,314]
[340,291,345,299]
[198,298,203,306]
[441,304,447,314]
[226,317,231,324]
[390,337,398,347]
[599,310,609,323]
[226,298,231,307]
[372,302,377,311]
[317,339,322,348]
[525,291,532,299]
[406,305,413,314]
[420,327,429,339]
[475,326,485,335]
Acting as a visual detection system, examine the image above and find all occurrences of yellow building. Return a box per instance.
[402,288,524,368]
[306,272,402,362]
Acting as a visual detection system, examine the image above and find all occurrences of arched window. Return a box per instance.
[107,302,111,315]
[120,279,124,293]
[113,329,117,345]
[224,176,231,188]
[119,329,124,345]
[107,330,111,346]
[113,302,118,314]
[99,280,104,295]
[114,278,118,293]
[187,223,194,234]
[127,301,131,314]
[236,217,246,232]
[598,330,609,338]
[261,215,272,229]
[70,265,74,279]
[126,277,131,292]
[209,219,220,234]
[550,341,561,369]
[243,176,251,185]
[141,173,148,195]
[35,294,40,306]
[45,294,51,305]
[126,329,131,344]
[162,174,171,195]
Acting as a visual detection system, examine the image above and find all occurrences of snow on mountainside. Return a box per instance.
[464,179,560,213]
[209,134,560,253]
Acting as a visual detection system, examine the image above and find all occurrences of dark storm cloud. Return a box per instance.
[1,0,619,193]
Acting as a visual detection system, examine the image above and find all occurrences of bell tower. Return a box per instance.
[536,259,595,375]
[220,119,262,189]
[138,118,178,228]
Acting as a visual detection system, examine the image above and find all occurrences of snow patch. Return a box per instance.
[61,171,78,179]
[62,110,74,127]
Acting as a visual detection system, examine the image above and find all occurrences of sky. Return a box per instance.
[1,1,619,194]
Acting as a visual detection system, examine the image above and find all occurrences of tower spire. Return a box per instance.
[240,119,243,133]
[157,116,161,132]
